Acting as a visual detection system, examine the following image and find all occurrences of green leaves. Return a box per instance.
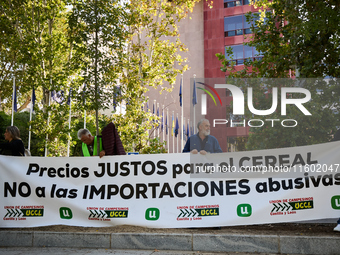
[216,1,340,151]
[1,0,208,155]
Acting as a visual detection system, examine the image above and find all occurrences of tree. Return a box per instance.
[113,0,205,153]
[246,0,340,78]
[68,0,127,155]
[0,0,71,106]
[1,0,213,155]
[216,0,340,150]
[0,0,78,156]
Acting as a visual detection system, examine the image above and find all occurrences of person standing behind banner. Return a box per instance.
[0,126,25,156]
[78,129,104,157]
[332,128,340,232]
[77,122,126,158]
[183,119,222,154]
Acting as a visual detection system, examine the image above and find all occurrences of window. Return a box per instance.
[225,44,263,65]
[224,0,249,8]
[224,15,243,37]
[224,14,260,37]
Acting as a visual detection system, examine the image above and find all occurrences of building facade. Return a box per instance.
[147,0,260,153]
[202,0,261,152]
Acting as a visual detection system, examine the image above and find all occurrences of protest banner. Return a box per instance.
[1,141,339,228]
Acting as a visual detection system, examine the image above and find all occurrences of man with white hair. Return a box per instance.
[183,119,222,154]
[77,122,126,157]
[77,129,105,157]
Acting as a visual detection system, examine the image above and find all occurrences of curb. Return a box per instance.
[0,231,340,254]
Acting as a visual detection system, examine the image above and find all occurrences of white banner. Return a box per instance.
[1,141,340,228]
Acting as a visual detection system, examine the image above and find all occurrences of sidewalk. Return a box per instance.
[0,247,289,255]
[0,221,339,255]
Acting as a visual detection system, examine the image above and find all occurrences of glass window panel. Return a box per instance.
[244,45,253,58]
[225,47,234,60]
[224,0,235,2]
[226,45,242,60]
[225,16,242,31]
[235,0,242,6]
[243,0,250,5]
[235,20,243,30]
[236,29,243,35]
[243,14,252,29]
[244,28,252,34]
[228,31,236,37]
[233,45,244,59]
[237,59,244,65]
[226,45,263,65]
[227,2,235,7]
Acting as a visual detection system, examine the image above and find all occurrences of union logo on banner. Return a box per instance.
[87,206,128,221]
[3,205,44,221]
[270,197,313,216]
[177,205,219,221]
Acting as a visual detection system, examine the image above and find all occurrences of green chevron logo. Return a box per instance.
[177,208,219,218]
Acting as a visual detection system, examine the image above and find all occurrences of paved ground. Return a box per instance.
[0,221,339,255]
[0,247,297,255]
[1,221,339,236]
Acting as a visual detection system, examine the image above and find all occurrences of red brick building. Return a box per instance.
[202,0,262,152]
[147,0,261,152]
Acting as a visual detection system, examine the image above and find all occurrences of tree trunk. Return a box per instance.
[94,0,100,156]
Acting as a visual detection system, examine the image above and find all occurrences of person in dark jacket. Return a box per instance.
[77,122,126,157]
[0,126,25,156]
[183,119,222,154]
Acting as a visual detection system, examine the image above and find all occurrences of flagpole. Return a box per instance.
[44,90,51,157]
[147,100,150,145]
[162,105,165,143]
[167,108,169,153]
[153,100,156,139]
[181,74,184,151]
[187,118,190,140]
[11,76,15,126]
[67,91,72,157]
[84,85,86,129]
[28,88,34,151]
[193,74,196,134]
[172,111,174,153]
[176,113,179,153]
[157,103,160,139]
[191,120,193,136]
[84,110,86,129]
[183,117,186,145]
